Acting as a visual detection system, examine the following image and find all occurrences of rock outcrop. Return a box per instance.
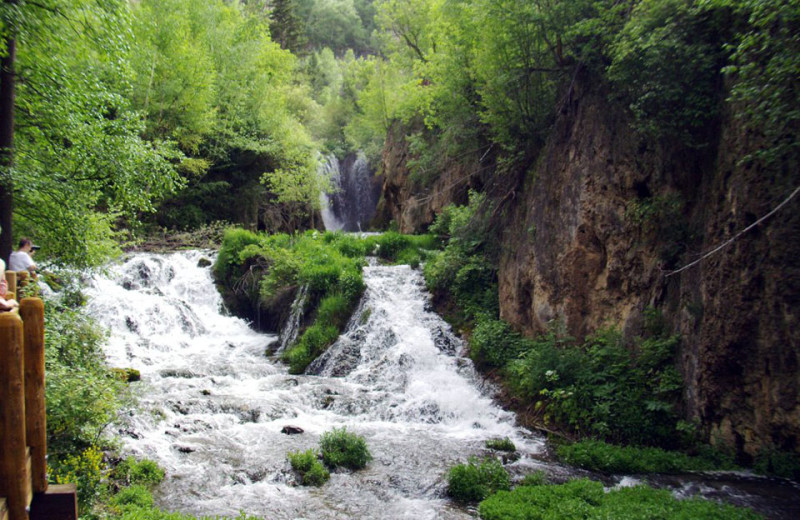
[376,79,800,456]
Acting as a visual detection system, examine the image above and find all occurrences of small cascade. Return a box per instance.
[274,284,308,355]
[319,153,381,231]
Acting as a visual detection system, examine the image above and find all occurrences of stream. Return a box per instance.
[85,251,800,519]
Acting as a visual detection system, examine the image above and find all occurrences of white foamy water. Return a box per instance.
[85,251,545,520]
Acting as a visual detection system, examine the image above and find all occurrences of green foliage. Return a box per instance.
[112,458,166,488]
[470,317,532,369]
[724,0,800,170]
[608,0,730,144]
[556,440,736,474]
[218,228,437,373]
[506,324,684,447]
[5,0,183,267]
[447,457,510,504]
[111,485,156,510]
[520,471,547,487]
[753,449,800,481]
[485,437,516,452]
[319,427,373,470]
[45,302,126,460]
[478,479,762,520]
[50,446,106,514]
[423,192,498,324]
[288,449,331,486]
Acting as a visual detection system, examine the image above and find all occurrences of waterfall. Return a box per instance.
[274,284,308,355]
[83,251,798,520]
[319,153,381,231]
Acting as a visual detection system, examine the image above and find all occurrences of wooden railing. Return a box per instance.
[1,271,77,520]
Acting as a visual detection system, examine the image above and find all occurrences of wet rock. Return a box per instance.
[502,452,521,464]
[197,257,212,268]
[281,425,304,435]
[321,396,335,409]
[176,445,195,453]
[125,316,139,333]
[201,389,211,396]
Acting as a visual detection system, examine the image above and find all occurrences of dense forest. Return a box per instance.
[1,0,798,519]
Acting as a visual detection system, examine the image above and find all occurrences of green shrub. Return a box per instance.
[302,460,331,486]
[214,227,262,281]
[520,471,547,486]
[288,449,330,486]
[478,479,762,520]
[317,293,353,329]
[113,457,166,487]
[283,324,339,374]
[485,437,516,452]
[470,317,532,369]
[111,485,155,509]
[447,457,510,503]
[319,427,372,470]
[754,449,800,481]
[556,440,736,474]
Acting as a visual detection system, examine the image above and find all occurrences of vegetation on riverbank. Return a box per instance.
[215,227,437,373]
[477,479,762,520]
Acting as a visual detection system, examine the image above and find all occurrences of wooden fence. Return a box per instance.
[1,271,77,520]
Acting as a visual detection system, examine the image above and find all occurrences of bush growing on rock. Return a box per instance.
[288,449,330,486]
[319,427,372,470]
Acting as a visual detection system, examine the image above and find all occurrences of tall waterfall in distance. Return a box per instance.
[319,153,381,231]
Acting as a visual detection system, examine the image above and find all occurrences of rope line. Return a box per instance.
[665,184,800,277]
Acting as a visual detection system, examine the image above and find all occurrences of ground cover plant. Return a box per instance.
[556,440,737,474]
[477,479,762,520]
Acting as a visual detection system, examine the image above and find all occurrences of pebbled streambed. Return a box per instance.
[85,251,799,519]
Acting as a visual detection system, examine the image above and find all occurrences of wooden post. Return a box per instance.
[29,485,77,520]
[5,270,16,297]
[20,298,46,493]
[0,312,29,520]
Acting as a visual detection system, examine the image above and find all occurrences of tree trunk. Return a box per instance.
[0,1,17,264]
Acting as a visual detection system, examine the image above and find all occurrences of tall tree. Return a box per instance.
[0,0,17,263]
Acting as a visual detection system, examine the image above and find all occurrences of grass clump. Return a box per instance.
[485,437,516,452]
[288,449,330,486]
[477,479,762,520]
[447,457,510,503]
[556,439,736,474]
[319,427,372,470]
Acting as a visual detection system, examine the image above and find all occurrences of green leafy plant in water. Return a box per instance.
[288,449,330,486]
[447,456,510,504]
[319,427,372,470]
[485,437,516,452]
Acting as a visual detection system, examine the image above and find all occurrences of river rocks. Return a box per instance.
[197,257,212,268]
[281,425,304,435]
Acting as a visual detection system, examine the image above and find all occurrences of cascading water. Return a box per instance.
[319,153,381,231]
[85,251,800,519]
[85,251,545,520]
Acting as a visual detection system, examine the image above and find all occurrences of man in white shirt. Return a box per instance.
[8,238,39,276]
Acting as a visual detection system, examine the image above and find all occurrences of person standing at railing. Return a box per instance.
[8,237,39,277]
[0,257,19,311]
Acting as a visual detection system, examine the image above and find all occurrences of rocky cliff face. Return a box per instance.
[377,80,799,456]
[372,122,479,232]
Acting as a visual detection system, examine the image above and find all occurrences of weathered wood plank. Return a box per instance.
[20,298,47,493]
[0,312,28,520]
[29,485,77,520]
